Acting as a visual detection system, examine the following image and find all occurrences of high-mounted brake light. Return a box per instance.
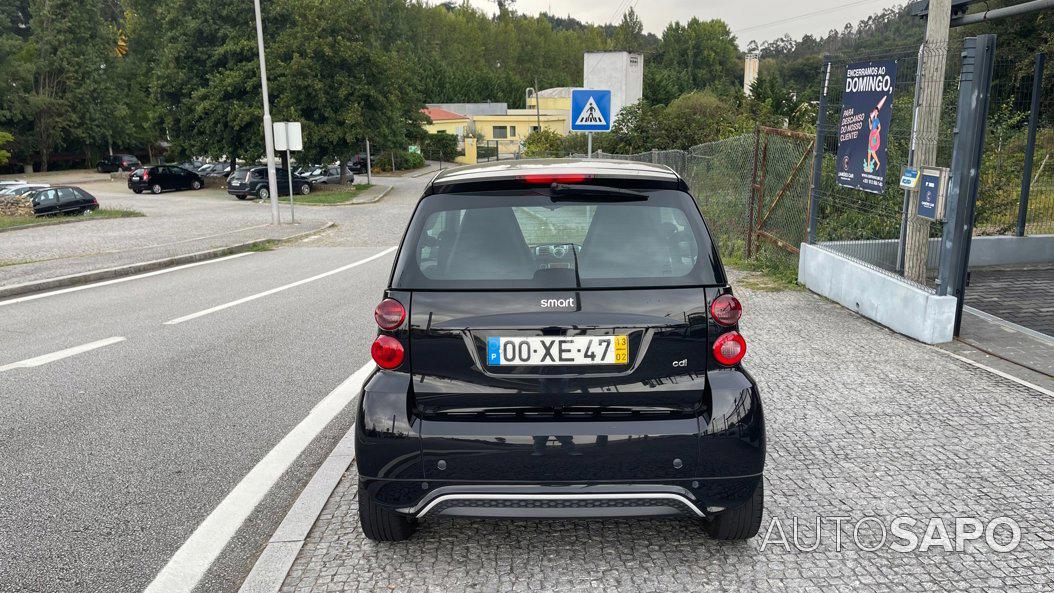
[713,331,746,366]
[371,335,404,369]
[374,298,406,330]
[710,294,742,326]
[519,174,593,185]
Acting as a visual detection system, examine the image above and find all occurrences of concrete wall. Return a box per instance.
[819,234,1054,271]
[583,52,643,123]
[798,243,958,344]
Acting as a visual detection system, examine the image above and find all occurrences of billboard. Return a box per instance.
[836,60,897,194]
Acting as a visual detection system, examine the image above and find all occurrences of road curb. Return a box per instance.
[0,221,334,300]
[296,184,392,207]
[237,410,358,593]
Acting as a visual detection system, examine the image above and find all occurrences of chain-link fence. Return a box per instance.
[807,42,963,290]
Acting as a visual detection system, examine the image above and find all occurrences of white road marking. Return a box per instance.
[144,362,375,593]
[0,252,254,308]
[941,350,1054,398]
[0,337,127,372]
[163,247,397,325]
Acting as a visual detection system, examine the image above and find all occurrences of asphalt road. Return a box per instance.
[0,172,431,592]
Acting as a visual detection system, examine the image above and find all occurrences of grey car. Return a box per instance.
[303,165,355,185]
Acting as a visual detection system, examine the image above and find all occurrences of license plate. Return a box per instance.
[487,336,628,366]
[230,181,241,186]
[131,176,139,181]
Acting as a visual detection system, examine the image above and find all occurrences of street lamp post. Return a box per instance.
[252,0,280,225]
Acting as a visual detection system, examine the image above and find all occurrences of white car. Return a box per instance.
[0,183,50,196]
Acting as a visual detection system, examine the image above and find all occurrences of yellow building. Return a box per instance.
[420,107,470,140]
[470,110,569,155]
[525,87,575,112]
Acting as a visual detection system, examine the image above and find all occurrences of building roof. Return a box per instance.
[536,87,576,98]
[421,107,468,122]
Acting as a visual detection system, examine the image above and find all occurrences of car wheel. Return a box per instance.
[258,188,270,201]
[357,483,417,542]
[191,180,202,190]
[151,184,162,195]
[299,183,311,196]
[703,480,764,540]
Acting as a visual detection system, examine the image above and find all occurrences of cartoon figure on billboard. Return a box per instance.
[863,95,888,173]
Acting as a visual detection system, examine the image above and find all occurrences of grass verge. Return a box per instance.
[292,184,373,205]
[723,251,802,292]
[0,208,144,231]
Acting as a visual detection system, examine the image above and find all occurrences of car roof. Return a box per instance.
[428,158,681,187]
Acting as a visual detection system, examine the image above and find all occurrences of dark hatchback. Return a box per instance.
[96,153,141,173]
[25,186,99,216]
[226,166,312,200]
[357,160,764,541]
[127,165,204,194]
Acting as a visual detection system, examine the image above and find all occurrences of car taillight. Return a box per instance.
[518,174,593,185]
[371,335,404,369]
[710,294,742,326]
[712,331,746,366]
[245,170,252,181]
[142,170,149,181]
[374,298,406,330]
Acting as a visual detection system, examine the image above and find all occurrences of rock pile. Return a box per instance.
[0,195,34,218]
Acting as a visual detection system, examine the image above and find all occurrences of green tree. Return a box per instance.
[0,130,12,165]
[611,7,644,53]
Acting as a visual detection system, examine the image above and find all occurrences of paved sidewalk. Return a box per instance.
[272,269,1054,593]
[966,264,1054,337]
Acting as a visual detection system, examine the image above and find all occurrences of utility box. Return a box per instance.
[583,51,643,124]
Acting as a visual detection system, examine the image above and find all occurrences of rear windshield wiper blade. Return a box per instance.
[549,183,648,201]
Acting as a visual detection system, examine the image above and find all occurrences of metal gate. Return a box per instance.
[747,126,815,258]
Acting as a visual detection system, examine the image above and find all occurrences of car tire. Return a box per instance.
[258,188,269,201]
[299,183,311,196]
[357,484,417,542]
[191,180,202,190]
[703,480,764,540]
[151,184,162,195]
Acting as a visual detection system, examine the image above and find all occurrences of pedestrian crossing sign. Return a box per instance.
[571,89,612,132]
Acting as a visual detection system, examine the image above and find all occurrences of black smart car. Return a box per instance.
[357,160,764,541]
[127,165,204,194]
[226,166,312,200]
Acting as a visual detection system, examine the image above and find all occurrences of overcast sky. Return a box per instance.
[466,0,907,49]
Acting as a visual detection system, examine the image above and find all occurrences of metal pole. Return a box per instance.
[533,81,542,133]
[1016,52,1046,237]
[365,139,372,185]
[807,56,831,244]
[950,0,1054,27]
[587,133,592,158]
[287,148,295,224]
[897,44,927,274]
[252,0,280,225]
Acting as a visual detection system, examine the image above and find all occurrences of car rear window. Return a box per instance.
[391,189,722,289]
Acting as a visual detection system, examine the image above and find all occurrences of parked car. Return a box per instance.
[350,153,369,173]
[25,186,99,216]
[226,166,312,200]
[197,163,232,178]
[178,160,204,172]
[0,183,49,196]
[302,164,355,185]
[0,179,27,187]
[127,165,205,194]
[96,154,141,173]
[355,160,764,542]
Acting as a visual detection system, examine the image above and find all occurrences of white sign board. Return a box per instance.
[273,121,303,152]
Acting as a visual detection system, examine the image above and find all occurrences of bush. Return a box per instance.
[373,149,426,172]
[523,129,564,158]
[422,132,458,161]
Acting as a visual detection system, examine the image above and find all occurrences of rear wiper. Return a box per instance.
[549,183,648,201]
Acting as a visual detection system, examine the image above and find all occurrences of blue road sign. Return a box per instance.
[571,89,612,132]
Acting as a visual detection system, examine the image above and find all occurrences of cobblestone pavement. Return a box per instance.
[276,270,1054,593]
[966,264,1054,337]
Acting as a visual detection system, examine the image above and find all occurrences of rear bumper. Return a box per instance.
[356,368,765,518]
[227,186,253,197]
